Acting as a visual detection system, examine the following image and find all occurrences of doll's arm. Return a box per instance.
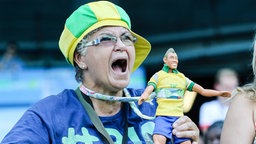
[192,83,231,97]
[138,85,154,105]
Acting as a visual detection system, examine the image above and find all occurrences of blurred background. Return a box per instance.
[0,0,256,141]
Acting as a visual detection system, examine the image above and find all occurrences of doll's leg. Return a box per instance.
[153,134,167,144]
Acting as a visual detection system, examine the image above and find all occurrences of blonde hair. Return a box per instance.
[232,35,256,101]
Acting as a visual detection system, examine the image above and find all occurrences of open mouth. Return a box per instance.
[111,59,127,73]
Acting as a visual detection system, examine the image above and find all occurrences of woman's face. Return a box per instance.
[81,26,136,93]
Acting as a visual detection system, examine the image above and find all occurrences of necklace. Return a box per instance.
[79,85,156,120]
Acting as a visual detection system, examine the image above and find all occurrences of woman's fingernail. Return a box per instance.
[172,129,176,134]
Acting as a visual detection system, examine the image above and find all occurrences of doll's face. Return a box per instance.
[163,52,178,69]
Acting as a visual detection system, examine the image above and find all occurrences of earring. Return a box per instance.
[81,65,85,69]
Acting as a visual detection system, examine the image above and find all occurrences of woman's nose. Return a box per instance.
[114,38,126,51]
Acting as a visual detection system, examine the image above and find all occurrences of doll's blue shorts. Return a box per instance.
[153,116,191,144]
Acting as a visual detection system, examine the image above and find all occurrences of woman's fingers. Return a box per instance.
[172,116,199,143]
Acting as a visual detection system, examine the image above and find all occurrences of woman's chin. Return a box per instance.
[110,78,130,90]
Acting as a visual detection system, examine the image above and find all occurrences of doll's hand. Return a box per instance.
[138,93,149,105]
[220,91,231,97]
[138,97,145,105]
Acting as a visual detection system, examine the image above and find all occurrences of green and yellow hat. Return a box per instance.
[59,1,151,72]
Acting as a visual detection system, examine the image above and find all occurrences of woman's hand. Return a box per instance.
[172,116,199,144]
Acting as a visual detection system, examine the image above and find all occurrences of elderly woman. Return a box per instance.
[1,1,199,143]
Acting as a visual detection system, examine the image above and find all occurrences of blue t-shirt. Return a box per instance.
[1,88,157,144]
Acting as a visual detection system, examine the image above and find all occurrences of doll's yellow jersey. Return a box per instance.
[148,65,195,116]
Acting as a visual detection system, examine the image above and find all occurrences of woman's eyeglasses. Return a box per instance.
[83,33,137,47]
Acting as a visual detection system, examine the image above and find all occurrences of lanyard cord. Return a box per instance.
[75,88,114,144]
[79,89,129,143]
[79,85,155,120]
[79,85,140,102]
[122,102,128,144]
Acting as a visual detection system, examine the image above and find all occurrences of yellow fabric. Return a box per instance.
[156,98,184,116]
[149,70,187,90]
[89,1,121,20]
[59,26,77,63]
[148,70,195,116]
[66,20,129,66]
[183,91,197,113]
[58,1,151,72]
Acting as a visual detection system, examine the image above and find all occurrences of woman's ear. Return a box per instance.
[74,52,88,70]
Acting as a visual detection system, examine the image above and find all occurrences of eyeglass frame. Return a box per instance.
[82,33,137,47]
